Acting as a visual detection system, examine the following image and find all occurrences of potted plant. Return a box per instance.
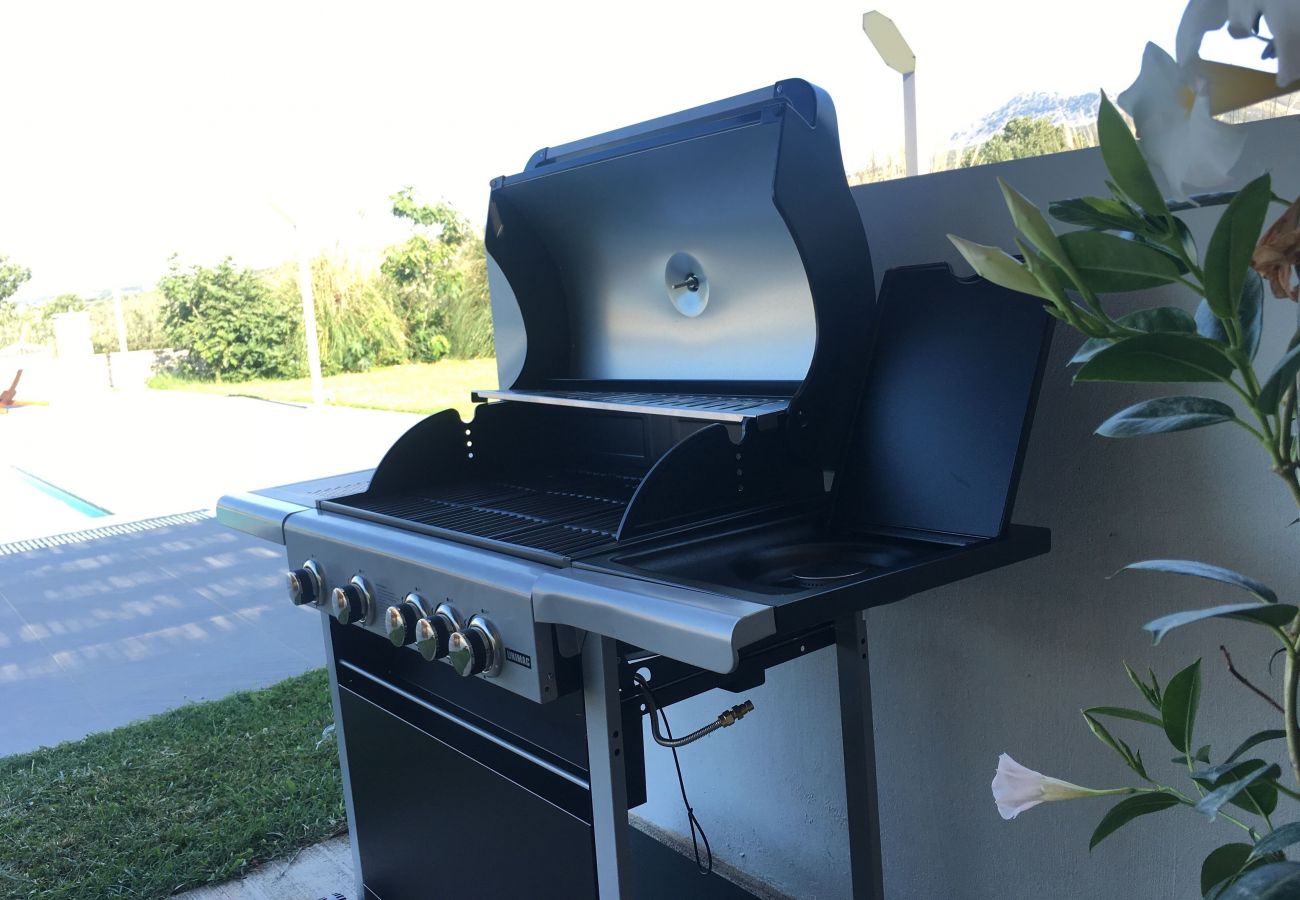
[950,2,1300,896]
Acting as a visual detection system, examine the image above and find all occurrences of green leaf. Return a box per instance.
[1225,731,1287,766]
[1083,711,1139,769]
[1259,342,1300,412]
[947,235,1050,300]
[1162,659,1201,753]
[1097,92,1170,218]
[1197,763,1281,820]
[1197,759,1269,783]
[1198,273,1265,361]
[999,179,1084,287]
[1050,196,1147,232]
[1123,560,1278,603]
[1075,333,1237,383]
[1204,174,1272,319]
[1173,745,1212,766]
[1194,761,1281,818]
[1059,230,1186,292]
[1016,238,1075,309]
[1071,306,1197,364]
[1251,825,1300,863]
[1144,603,1297,645]
[1125,661,1162,710]
[1174,216,1200,265]
[1084,706,1164,728]
[1089,792,1180,851]
[1096,396,1237,438]
[1220,862,1300,899]
[1206,844,1256,897]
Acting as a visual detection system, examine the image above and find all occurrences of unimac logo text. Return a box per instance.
[505,649,532,669]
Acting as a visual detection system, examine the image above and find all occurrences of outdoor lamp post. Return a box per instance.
[862,10,918,177]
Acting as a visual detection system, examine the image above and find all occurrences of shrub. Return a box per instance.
[443,239,494,359]
[159,257,304,381]
[382,189,491,359]
[268,255,410,375]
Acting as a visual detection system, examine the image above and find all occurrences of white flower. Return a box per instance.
[1177,0,1300,86]
[1117,42,1247,197]
[1233,0,1300,85]
[992,753,1117,820]
[1177,0,1232,64]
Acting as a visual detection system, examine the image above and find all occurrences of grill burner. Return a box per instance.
[733,542,918,588]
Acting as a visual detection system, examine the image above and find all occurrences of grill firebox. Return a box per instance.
[339,471,636,556]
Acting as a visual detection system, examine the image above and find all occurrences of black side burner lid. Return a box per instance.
[831,263,1054,541]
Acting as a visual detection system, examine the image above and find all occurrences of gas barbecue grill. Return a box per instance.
[219,79,1053,900]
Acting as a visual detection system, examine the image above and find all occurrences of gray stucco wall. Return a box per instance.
[635,114,1300,899]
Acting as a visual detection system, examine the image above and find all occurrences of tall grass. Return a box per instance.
[445,243,494,359]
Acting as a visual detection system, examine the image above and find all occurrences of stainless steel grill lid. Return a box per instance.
[322,80,874,561]
[479,78,874,472]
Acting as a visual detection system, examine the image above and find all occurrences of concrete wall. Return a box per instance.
[0,348,168,400]
[635,114,1300,899]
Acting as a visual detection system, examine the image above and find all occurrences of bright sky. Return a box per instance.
[0,0,1275,301]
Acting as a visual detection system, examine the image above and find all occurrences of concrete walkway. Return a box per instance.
[0,514,324,756]
[174,837,353,900]
[0,390,425,754]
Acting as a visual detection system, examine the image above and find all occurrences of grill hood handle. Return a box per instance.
[532,570,775,674]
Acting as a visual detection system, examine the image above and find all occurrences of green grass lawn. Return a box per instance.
[0,670,345,899]
[150,357,499,418]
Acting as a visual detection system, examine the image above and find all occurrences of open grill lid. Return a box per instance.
[479,78,874,473]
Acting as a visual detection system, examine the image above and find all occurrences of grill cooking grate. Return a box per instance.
[472,388,790,423]
[336,470,640,557]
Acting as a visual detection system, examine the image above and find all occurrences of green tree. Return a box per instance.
[382,189,492,360]
[159,257,303,381]
[0,255,30,305]
[961,116,1069,167]
[0,255,32,348]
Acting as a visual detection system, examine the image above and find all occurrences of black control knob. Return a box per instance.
[448,626,491,677]
[330,579,370,625]
[385,601,421,647]
[287,561,323,607]
[415,614,453,661]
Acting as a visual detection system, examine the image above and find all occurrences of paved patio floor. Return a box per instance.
[0,514,323,756]
[0,389,425,756]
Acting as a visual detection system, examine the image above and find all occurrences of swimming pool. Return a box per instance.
[12,467,110,518]
[0,466,111,543]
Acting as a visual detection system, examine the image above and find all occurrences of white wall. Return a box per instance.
[636,114,1300,899]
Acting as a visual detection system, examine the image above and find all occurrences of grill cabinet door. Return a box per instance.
[339,686,598,900]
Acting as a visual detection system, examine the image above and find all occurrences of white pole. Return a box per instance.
[270,200,325,407]
[902,70,918,177]
[112,287,128,354]
[296,246,324,408]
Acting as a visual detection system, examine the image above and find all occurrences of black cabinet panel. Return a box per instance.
[340,686,598,900]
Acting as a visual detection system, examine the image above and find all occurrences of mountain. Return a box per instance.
[948,91,1101,148]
